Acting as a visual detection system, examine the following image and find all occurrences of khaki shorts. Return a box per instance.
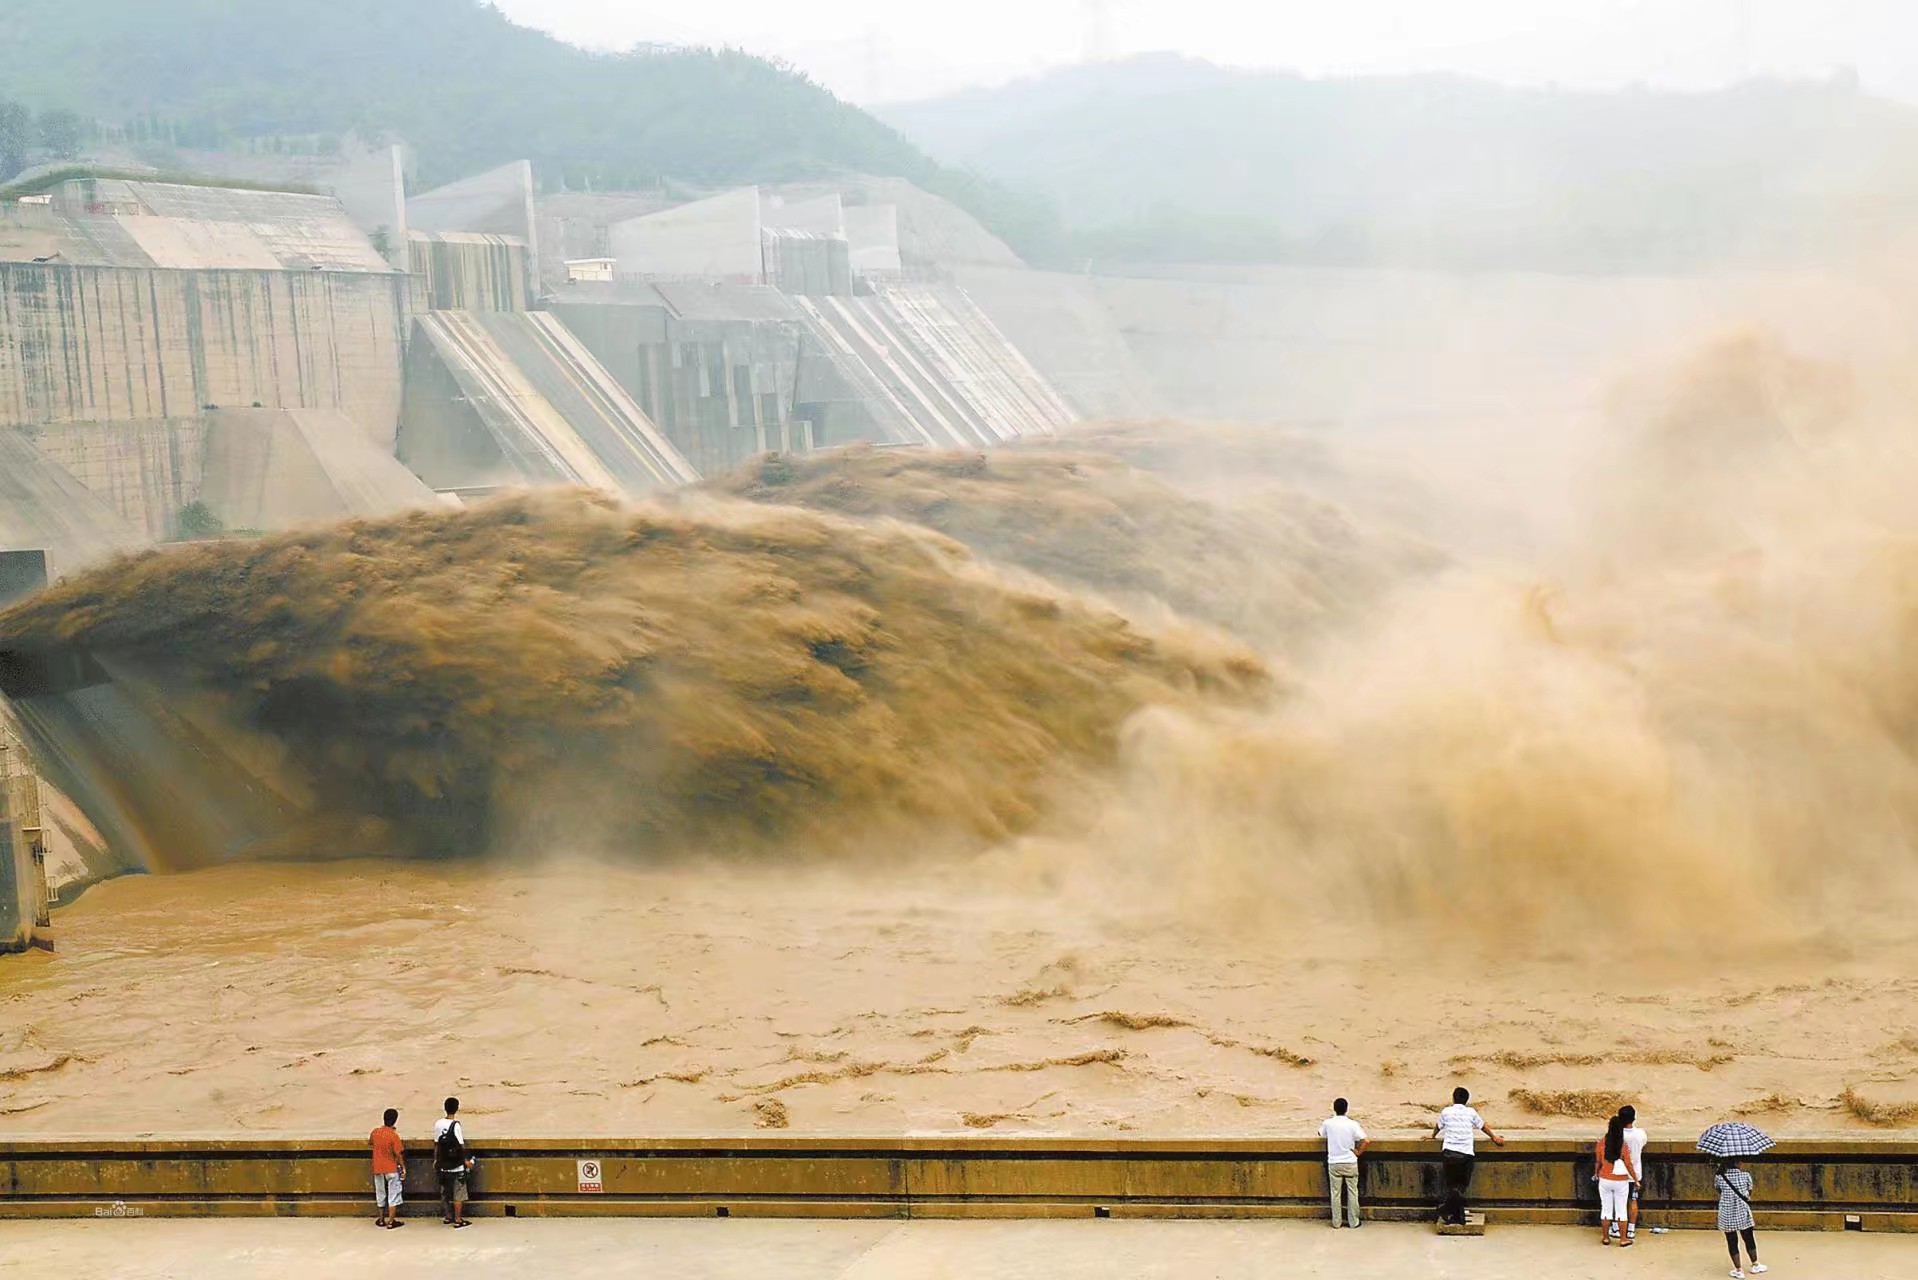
[440,1171,468,1203]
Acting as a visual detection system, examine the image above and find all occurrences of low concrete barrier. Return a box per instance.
[1,1137,1913,1228]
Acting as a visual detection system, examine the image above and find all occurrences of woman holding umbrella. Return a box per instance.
[1698,1122,1772,1278]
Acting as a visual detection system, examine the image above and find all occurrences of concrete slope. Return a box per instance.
[790,302,943,448]
[883,284,1078,438]
[285,410,439,515]
[413,311,696,492]
[0,665,309,879]
[199,409,436,532]
[0,431,143,574]
[480,311,698,488]
[955,265,1164,420]
[798,286,1075,449]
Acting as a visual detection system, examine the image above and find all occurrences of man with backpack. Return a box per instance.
[433,1096,476,1228]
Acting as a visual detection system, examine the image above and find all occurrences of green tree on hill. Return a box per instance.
[0,99,32,180]
[0,0,1056,258]
[36,108,83,159]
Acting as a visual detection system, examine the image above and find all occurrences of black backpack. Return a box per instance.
[435,1121,466,1171]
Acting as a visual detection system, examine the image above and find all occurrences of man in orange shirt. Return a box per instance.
[370,1107,406,1228]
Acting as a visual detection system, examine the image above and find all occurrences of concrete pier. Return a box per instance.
[0,712,49,954]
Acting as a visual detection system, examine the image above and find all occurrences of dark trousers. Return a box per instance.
[439,1170,467,1220]
[1439,1151,1475,1223]
[1725,1228,1758,1262]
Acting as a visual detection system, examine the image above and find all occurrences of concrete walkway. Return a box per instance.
[0,1219,1908,1280]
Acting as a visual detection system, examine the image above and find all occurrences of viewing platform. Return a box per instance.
[2,1135,1914,1229]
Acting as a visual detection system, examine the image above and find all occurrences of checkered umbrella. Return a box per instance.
[1697,1122,1776,1158]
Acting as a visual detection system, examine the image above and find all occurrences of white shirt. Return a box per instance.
[433,1118,467,1169]
[1623,1126,1647,1181]
[1319,1114,1367,1166]
[1437,1104,1485,1155]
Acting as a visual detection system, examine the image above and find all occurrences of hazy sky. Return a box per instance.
[491,0,1915,106]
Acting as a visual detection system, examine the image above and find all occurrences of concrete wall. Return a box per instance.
[401,311,696,493]
[0,1136,1915,1227]
[170,140,410,264]
[407,232,530,311]
[554,298,808,474]
[765,233,853,297]
[0,431,145,569]
[846,205,903,276]
[768,178,1024,273]
[796,285,1076,448]
[763,192,844,237]
[0,264,407,447]
[407,162,541,285]
[537,192,680,291]
[198,409,435,531]
[955,266,1162,420]
[27,419,205,542]
[18,408,427,544]
[25,181,392,274]
[0,725,49,955]
[610,188,763,282]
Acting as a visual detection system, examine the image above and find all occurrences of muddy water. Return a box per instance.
[3,858,1914,1137]
[10,342,1918,1139]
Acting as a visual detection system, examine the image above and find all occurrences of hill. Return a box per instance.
[0,0,1059,257]
[883,59,1918,272]
[878,54,1240,166]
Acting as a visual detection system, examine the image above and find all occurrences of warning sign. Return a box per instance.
[577,1159,603,1193]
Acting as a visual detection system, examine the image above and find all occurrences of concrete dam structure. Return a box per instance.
[0,176,414,554]
[797,285,1075,447]
[396,227,696,492]
[543,184,1078,471]
[404,308,696,491]
[0,161,1100,912]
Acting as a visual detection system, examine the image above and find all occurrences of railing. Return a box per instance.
[0,1137,1913,1228]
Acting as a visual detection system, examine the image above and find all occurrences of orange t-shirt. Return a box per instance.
[371,1126,405,1176]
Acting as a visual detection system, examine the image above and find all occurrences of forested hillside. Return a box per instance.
[885,59,1918,272]
[0,0,1060,258]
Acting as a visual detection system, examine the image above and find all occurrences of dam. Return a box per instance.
[0,157,1098,916]
[6,139,1918,1261]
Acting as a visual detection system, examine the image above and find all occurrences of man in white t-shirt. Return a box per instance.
[1431,1086,1506,1225]
[1318,1097,1370,1227]
[433,1096,476,1228]
[1619,1104,1648,1240]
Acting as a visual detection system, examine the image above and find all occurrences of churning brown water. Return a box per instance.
[5,332,1918,1136]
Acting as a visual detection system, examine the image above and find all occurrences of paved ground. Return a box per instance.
[0,1219,1909,1279]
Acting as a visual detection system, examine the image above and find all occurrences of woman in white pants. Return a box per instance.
[1595,1114,1639,1245]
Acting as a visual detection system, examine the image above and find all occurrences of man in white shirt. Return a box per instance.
[1319,1097,1370,1227]
[1431,1086,1506,1225]
[433,1096,476,1228]
[1619,1104,1648,1240]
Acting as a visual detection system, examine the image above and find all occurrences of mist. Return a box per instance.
[9,0,1918,1141]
